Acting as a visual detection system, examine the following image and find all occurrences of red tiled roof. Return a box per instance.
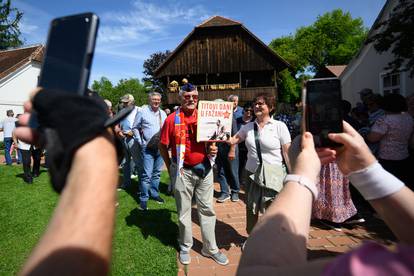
[0,45,44,80]
[325,65,347,77]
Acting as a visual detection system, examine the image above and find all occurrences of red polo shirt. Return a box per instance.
[160,109,206,166]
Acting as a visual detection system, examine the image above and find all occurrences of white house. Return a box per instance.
[340,0,414,106]
[0,45,43,139]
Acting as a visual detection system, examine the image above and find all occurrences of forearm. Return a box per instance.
[21,133,118,275]
[159,144,171,171]
[369,187,414,244]
[282,144,291,172]
[240,181,313,268]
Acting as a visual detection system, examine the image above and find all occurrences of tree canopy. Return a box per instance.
[91,77,149,110]
[0,0,23,50]
[269,9,368,74]
[142,50,171,92]
[269,9,367,102]
[367,0,414,76]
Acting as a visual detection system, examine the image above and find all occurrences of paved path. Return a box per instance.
[177,183,396,276]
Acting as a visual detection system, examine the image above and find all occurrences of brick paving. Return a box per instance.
[177,183,396,276]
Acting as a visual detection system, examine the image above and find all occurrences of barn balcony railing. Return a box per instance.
[166,86,277,104]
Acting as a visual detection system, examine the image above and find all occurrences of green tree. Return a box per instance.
[277,69,299,103]
[92,77,149,109]
[114,78,148,107]
[0,0,23,50]
[142,50,171,92]
[367,0,414,76]
[270,9,367,74]
[269,9,367,102]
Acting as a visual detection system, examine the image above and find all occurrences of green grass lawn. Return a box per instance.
[0,165,178,275]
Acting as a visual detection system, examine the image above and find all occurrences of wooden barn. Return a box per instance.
[154,16,291,104]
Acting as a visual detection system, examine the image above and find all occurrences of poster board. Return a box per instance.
[197,100,233,142]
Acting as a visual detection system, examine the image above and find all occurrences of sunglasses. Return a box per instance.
[183,94,198,100]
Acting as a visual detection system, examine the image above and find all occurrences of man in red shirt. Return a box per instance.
[159,83,229,266]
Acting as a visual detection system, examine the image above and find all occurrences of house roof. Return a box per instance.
[325,65,347,77]
[154,16,291,77]
[197,15,242,28]
[0,44,44,80]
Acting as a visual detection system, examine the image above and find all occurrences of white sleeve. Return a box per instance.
[278,122,292,145]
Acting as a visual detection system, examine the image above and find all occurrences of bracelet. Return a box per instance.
[284,174,318,200]
[347,162,405,200]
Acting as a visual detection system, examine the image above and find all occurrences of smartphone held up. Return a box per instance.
[29,13,99,128]
[39,12,99,95]
[304,78,343,148]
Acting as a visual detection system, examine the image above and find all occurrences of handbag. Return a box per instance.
[249,123,286,192]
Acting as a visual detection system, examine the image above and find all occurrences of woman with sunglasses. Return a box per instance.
[229,93,292,236]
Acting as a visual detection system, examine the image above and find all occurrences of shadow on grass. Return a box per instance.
[122,180,171,205]
[125,207,179,249]
[15,169,48,180]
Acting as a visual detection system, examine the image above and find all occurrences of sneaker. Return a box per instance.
[179,251,191,265]
[201,250,229,266]
[139,201,148,211]
[231,193,239,202]
[217,194,230,203]
[153,196,165,204]
[131,174,138,180]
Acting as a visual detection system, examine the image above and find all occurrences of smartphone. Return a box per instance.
[29,13,99,128]
[305,78,343,147]
[39,12,99,94]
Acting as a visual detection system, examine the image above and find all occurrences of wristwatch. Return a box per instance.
[283,174,318,200]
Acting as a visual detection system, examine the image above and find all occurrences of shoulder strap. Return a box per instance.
[254,123,263,165]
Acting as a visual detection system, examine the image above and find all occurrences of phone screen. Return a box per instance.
[39,13,98,95]
[306,78,343,147]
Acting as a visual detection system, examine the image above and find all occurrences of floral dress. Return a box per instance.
[312,162,357,223]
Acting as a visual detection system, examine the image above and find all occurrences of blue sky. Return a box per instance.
[14,0,386,85]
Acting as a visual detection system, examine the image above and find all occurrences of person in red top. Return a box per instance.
[159,83,229,266]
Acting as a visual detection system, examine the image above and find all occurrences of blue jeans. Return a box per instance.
[4,138,13,165]
[139,146,163,202]
[122,137,142,187]
[216,144,240,196]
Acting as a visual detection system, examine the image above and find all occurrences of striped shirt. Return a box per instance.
[132,105,167,147]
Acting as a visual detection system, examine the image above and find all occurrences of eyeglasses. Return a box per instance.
[183,94,198,100]
[254,102,266,107]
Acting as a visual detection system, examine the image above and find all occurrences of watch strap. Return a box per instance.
[284,174,318,200]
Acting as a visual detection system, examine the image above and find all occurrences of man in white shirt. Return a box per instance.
[117,94,142,189]
[0,110,18,165]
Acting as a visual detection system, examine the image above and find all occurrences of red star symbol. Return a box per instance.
[223,111,231,119]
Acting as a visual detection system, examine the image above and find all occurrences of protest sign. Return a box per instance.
[197,100,233,142]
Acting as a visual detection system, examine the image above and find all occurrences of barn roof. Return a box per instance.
[154,16,291,77]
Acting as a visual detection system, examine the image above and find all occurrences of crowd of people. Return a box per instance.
[2,82,414,275]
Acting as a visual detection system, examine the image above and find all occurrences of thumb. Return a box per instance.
[301,132,315,150]
[328,132,355,148]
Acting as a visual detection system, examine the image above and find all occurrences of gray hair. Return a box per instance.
[228,95,239,101]
[179,87,198,97]
[148,91,162,99]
